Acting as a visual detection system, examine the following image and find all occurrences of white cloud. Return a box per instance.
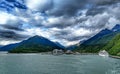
[60,40,80,46]
[106,17,120,29]
[0,11,16,24]
[73,28,92,36]
[22,28,51,39]
[26,0,51,11]
[0,40,19,45]
[0,0,120,47]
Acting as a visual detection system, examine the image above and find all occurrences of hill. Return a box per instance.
[102,34,120,56]
[75,24,120,53]
[82,29,113,45]
[0,35,64,53]
[0,43,19,51]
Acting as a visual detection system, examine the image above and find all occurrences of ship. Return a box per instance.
[98,50,109,57]
[52,49,64,55]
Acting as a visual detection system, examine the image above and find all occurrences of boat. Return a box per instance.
[65,50,73,54]
[98,50,109,57]
[52,49,64,55]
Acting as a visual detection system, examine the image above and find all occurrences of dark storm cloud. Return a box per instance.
[95,0,120,6]
[45,24,72,29]
[56,35,89,42]
[52,28,93,42]
[0,0,120,46]
[46,0,89,16]
[67,36,90,41]
[40,0,120,30]
[0,30,28,40]
[86,0,120,16]
[45,0,120,17]
[1,24,24,31]
[54,31,70,36]
[86,7,106,16]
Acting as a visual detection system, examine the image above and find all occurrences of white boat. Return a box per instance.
[52,49,64,55]
[65,50,73,54]
[98,50,109,57]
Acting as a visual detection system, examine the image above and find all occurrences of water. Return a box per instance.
[0,54,120,74]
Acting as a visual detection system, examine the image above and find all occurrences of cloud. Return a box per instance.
[0,11,16,24]
[46,0,89,16]
[0,0,120,46]
[1,24,24,31]
[0,30,28,41]
[26,0,52,12]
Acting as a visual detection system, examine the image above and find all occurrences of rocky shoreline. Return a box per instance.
[1,51,120,59]
[109,55,120,59]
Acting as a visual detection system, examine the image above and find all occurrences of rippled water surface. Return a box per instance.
[0,54,120,74]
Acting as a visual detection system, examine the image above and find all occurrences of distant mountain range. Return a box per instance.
[0,43,19,51]
[82,28,113,45]
[102,34,120,56]
[83,24,120,45]
[76,24,120,56]
[0,35,65,53]
[112,24,120,32]
[54,42,65,49]
[1,24,120,55]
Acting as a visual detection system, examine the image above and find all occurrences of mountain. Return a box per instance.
[112,24,120,32]
[83,28,113,45]
[82,24,120,45]
[102,34,120,56]
[0,45,2,47]
[66,45,78,50]
[76,24,120,53]
[0,45,3,48]
[1,35,64,53]
[0,43,19,51]
[21,35,60,47]
[54,42,65,49]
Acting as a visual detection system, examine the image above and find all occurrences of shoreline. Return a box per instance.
[0,51,120,59]
[0,51,98,55]
[4,52,98,56]
[109,55,120,59]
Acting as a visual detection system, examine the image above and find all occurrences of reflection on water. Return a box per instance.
[0,54,120,74]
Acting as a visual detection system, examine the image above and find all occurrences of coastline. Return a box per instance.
[7,52,98,55]
[1,51,120,59]
[109,55,120,59]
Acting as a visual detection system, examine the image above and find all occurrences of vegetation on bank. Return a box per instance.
[9,44,53,53]
[74,44,105,53]
[8,35,64,53]
[8,31,120,56]
[102,34,120,56]
[76,34,120,56]
[9,34,120,56]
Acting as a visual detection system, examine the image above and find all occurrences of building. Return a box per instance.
[65,50,73,54]
[98,50,109,57]
[52,49,64,55]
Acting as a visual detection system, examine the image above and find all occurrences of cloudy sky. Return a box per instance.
[0,0,120,46]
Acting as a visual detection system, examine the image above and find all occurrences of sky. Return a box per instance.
[0,0,120,46]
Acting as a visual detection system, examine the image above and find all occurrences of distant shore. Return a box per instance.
[0,51,120,59]
[1,52,98,55]
[109,55,120,59]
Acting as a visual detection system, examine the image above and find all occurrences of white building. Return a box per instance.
[52,49,64,55]
[98,50,109,57]
[65,50,73,54]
